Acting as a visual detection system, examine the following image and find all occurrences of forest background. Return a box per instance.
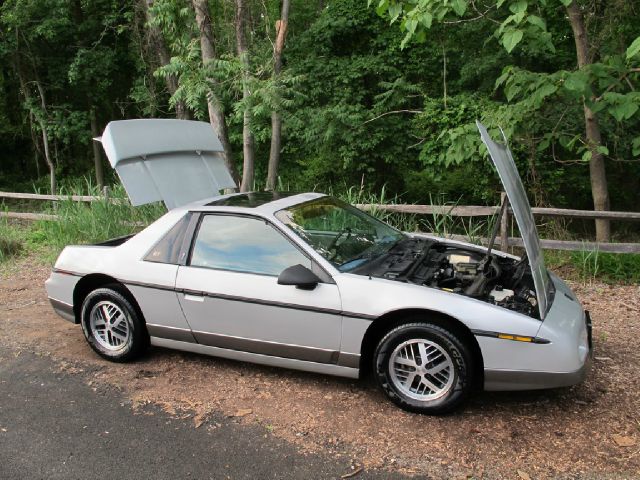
[1,0,639,245]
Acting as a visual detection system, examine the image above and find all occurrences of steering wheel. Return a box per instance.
[327,227,352,261]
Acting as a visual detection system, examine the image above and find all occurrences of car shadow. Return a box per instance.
[142,345,603,419]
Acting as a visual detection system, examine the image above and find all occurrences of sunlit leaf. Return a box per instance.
[626,36,640,60]
[501,28,523,53]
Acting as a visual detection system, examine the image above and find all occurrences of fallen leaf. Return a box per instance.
[612,434,636,447]
[194,414,205,428]
[340,466,363,479]
[161,403,176,416]
[517,470,531,480]
[233,408,253,417]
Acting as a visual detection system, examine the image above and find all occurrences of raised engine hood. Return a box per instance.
[97,119,236,209]
[476,121,552,318]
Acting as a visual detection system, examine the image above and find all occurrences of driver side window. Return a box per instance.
[190,215,311,276]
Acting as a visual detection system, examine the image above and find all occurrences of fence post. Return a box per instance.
[102,185,110,202]
[500,192,509,252]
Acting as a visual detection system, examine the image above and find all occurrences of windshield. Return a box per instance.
[275,197,405,271]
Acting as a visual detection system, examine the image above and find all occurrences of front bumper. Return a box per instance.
[484,354,592,391]
[484,308,593,391]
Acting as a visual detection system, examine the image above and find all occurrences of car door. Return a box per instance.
[175,213,343,364]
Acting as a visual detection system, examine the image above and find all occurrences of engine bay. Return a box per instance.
[351,237,540,318]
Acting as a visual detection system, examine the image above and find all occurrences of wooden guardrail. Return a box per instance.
[356,203,640,221]
[2,190,639,253]
[0,191,102,202]
[359,195,640,254]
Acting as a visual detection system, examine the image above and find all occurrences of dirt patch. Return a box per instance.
[1,255,639,479]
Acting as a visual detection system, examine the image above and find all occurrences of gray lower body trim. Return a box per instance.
[49,298,76,323]
[484,356,591,391]
[146,323,197,343]
[337,352,360,368]
[150,337,359,379]
[192,330,338,364]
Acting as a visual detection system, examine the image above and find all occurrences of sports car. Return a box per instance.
[45,119,592,414]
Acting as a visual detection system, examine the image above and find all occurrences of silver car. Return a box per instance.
[45,119,592,414]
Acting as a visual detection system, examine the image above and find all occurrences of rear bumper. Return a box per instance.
[485,309,593,391]
[48,297,76,323]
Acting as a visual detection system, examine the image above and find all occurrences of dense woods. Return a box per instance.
[1,0,639,241]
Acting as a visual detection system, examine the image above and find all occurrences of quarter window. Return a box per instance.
[145,213,192,264]
[190,215,311,276]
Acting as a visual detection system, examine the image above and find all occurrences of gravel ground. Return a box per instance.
[1,255,639,479]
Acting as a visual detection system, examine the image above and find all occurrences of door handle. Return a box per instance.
[184,293,205,302]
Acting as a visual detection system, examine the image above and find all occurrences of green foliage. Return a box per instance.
[28,184,165,259]
[0,215,24,262]
[336,185,419,232]
[627,36,640,60]
[0,0,141,186]
[571,249,640,285]
[372,0,640,199]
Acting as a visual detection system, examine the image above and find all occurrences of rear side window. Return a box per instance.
[144,213,192,264]
[190,215,310,276]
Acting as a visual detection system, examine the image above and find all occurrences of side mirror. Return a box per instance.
[277,264,321,290]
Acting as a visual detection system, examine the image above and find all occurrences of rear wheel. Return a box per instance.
[80,287,148,362]
[373,322,473,414]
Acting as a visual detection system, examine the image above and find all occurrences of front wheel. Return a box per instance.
[373,322,473,414]
[80,287,148,362]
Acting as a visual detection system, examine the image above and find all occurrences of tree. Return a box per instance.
[141,0,190,120]
[266,0,291,191]
[373,0,640,242]
[1,0,142,192]
[192,0,239,182]
[234,0,255,192]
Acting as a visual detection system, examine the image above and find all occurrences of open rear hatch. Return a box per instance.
[96,119,236,210]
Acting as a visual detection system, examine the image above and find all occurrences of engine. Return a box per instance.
[358,238,539,318]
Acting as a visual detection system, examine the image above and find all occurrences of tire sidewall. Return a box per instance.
[80,287,142,361]
[374,323,472,414]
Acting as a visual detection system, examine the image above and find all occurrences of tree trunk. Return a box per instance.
[235,0,255,192]
[34,80,56,195]
[266,0,291,191]
[28,112,41,177]
[566,1,610,242]
[90,107,105,189]
[142,0,190,120]
[192,0,239,183]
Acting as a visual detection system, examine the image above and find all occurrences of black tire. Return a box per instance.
[80,286,148,362]
[373,322,473,414]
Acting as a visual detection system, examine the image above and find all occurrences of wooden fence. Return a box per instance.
[2,190,639,253]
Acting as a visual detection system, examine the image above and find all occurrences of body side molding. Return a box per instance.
[150,337,360,379]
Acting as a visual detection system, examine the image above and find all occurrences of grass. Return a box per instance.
[1,182,165,264]
[572,249,640,284]
[544,248,640,285]
[0,214,25,262]
[336,185,420,232]
[30,184,165,254]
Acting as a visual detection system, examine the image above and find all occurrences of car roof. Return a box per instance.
[179,191,327,215]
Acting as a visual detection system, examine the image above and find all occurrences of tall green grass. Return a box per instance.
[544,248,640,285]
[572,248,640,284]
[336,185,420,232]
[29,183,165,258]
[0,214,25,263]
